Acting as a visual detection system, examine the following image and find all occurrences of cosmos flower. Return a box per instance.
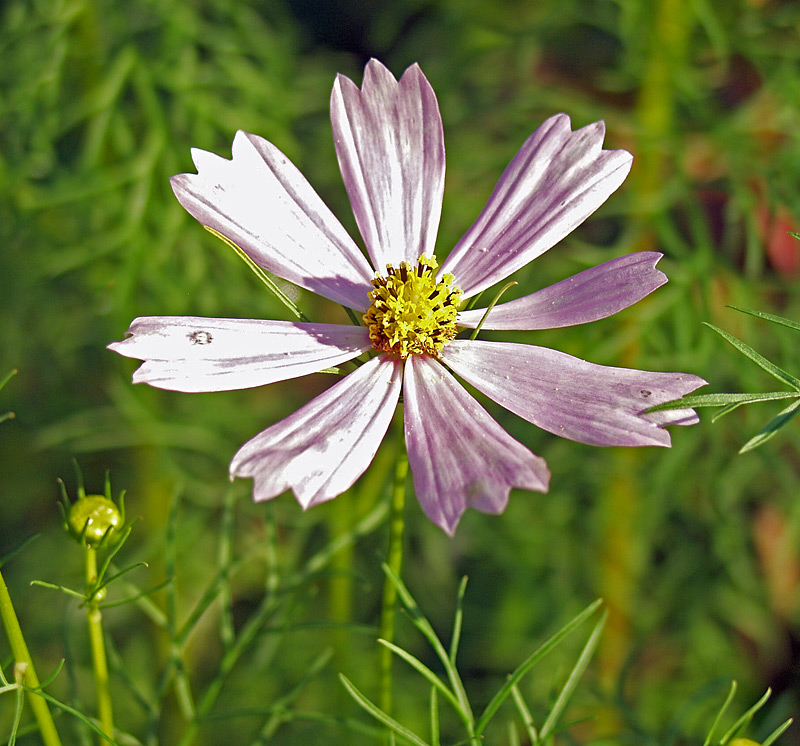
[109,59,705,535]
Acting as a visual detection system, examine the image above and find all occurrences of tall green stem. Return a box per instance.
[379,426,409,716]
[0,568,62,746]
[86,548,114,741]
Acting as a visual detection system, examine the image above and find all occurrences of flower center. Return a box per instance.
[363,255,462,359]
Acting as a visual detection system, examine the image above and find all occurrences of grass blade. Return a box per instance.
[704,323,800,390]
[449,576,468,666]
[739,399,800,453]
[720,688,771,743]
[475,599,602,736]
[649,392,799,411]
[0,535,39,570]
[430,687,440,746]
[728,306,800,332]
[703,681,737,746]
[511,684,538,744]
[339,674,431,746]
[204,227,309,322]
[378,640,464,716]
[762,718,793,746]
[539,610,607,741]
[382,564,474,725]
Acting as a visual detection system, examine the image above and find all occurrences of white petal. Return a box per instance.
[331,59,445,269]
[108,317,371,392]
[230,355,402,508]
[403,355,549,535]
[441,340,706,447]
[457,252,666,330]
[440,114,632,298]
[171,131,375,310]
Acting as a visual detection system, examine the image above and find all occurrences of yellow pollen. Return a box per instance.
[363,255,462,359]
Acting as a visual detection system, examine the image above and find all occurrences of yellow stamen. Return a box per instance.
[363,255,462,359]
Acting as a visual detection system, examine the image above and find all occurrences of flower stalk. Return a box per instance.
[0,567,62,746]
[379,425,409,716]
[85,547,114,741]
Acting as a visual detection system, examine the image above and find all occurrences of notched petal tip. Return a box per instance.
[404,356,550,535]
[643,374,707,433]
[230,356,402,510]
[440,110,636,298]
[583,119,606,137]
[458,251,670,331]
[442,341,707,449]
[331,56,445,270]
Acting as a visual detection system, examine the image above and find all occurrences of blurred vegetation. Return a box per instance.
[2,0,800,743]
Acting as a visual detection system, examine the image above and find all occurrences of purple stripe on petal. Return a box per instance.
[171,132,374,310]
[331,59,445,270]
[403,355,549,536]
[440,114,633,299]
[108,317,371,392]
[458,252,666,330]
[440,340,706,447]
[231,355,402,509]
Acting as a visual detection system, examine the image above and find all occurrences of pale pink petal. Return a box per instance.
[439,114,633,298]
[108,317,371,392]
[457,252,666,330]
[403,355,550,535]
[230,355,402,508]
[171,131,374,310]
[331,59,445,269]
[441,340,706,447]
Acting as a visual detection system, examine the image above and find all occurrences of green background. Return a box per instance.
[2,0,800,743]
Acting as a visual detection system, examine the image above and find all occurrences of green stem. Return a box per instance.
[86,549,114,741]
[0,568,62,746]
[379,428,409,717]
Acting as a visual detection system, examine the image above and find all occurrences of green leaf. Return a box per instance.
[711,401,746,422]
[728,305,800,332]
[99,579,170,610]
[24,689,118,745]
[704,323,800,390]
[0,535,39,570]
[378,640,463,716]
[382,564,474,725]
[703,681,737,746]
[538,611,607,741]
[7,675,24,746]
[510,685,538,744]
[475,599,603,736]
[739,399,800,453]
[204,227,309,322]
[0,370,17,393]
[339,674,432,746]
[469,281,517,340]
[0,369,17,425]
[449,576,468,666]
[762,717,794,746]
[93,562,149,599]
[720,688,771,743]
[429,687,440,746]
[648,392,799,412]
[29,580,86,601]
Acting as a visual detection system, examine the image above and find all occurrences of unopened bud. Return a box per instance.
[67,495,122,547]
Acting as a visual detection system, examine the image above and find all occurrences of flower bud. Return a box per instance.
[729,739,761,746]
[66,495,122,548]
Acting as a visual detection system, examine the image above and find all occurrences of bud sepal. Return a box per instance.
[59,466,126,550]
